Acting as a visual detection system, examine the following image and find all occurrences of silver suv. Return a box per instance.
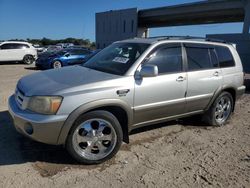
[8,37,245,164]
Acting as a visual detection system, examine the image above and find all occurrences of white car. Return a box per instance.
[0,41,37,64]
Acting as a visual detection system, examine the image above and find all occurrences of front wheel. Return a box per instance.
[204,91,233,126]
[66,110,123,164]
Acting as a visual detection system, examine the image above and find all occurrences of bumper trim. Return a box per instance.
[236,85,246,99]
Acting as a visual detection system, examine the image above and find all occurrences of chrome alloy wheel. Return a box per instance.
[72,118,117,161]
[53,61,62,68]
[215,96,232,125]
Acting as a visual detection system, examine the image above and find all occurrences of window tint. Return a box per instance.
[209,49,219,68]
[146,47,182,74]
[0,44,13,49]
[12,44,29,49]
[186,47,212,71]
[20,44,29,49]
[215,46,235,67]
[1,43,29,49]
[11,44,20,49]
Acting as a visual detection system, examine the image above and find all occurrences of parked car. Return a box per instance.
[0,41,37,64]
[33,44,46,54]
[57,43,74,48]
[81,49,101,64]
[43,45,63,53]
[9,37,245,164]
[36,48,92,69]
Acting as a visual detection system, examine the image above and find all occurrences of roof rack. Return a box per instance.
[147,35,228,44]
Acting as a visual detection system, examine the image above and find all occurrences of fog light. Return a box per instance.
[24,123,33,135]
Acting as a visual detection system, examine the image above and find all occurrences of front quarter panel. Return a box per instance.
[56,76,135,144]
[57,98,133,145]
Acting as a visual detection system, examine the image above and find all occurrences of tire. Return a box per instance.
[66,110,123,164]
[23,55,34,65]
[204,91,233,126]
[52,60,62,69]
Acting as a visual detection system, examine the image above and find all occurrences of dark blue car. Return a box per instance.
[36,48,92,69]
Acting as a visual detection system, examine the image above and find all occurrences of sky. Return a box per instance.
[0,0,243,42]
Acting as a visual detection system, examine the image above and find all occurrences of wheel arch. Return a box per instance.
[57,99,133,145]
[206,86,236,112]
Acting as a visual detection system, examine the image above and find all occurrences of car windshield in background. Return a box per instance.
[83,43,150,75]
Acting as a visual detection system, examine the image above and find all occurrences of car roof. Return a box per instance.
[116,36,233,47]
[1,41,31,45]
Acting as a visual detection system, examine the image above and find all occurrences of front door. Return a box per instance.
[133,44,187,126]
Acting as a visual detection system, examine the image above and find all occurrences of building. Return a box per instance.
[95,8,139,49]
[95,0,250,72]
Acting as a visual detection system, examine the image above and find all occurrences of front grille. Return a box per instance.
[15,87,26,109]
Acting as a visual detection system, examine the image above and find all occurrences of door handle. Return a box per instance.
[176,76,185,82]
[116,89,130,96]
[213,71,219,77]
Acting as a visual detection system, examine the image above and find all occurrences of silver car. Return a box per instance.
[8,37,246,164]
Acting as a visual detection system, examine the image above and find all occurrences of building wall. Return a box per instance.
[207,34,250,73]
[95,8,138,49]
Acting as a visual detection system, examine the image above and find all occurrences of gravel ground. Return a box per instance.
[0,63,250,188]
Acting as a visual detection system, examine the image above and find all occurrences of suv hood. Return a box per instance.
[17,66,120,96]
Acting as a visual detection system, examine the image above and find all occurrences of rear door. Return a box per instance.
[215,46,238,85]
[184,43,222,112]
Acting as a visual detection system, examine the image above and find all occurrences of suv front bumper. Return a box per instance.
[8,95,68,145]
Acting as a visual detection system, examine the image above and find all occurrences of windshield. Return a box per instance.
[83,43,150,75]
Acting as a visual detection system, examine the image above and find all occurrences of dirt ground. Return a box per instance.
[0,63,249,188]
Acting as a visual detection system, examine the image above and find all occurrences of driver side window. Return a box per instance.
[145,45,183,75]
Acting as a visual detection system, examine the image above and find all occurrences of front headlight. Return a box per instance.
[27,96,63,115]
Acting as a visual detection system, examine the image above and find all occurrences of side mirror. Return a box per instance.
[65,53,70,57]
[140,64,158,77]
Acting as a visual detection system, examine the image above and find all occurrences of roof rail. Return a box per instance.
[147,35,228,44]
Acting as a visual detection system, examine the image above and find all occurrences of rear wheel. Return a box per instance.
[66,110,123,164]
[52,60,62,69]
[204,91,233,126]
[23,55,34,65]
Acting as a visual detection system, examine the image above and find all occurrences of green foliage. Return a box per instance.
[6,38,95,48]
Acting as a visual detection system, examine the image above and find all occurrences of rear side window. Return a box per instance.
[12,44,29,49]
[12,44,22,49]
[186,47,212,71]
[18,44,30,49]
[146,46,183,74]
[215,46,235,68]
